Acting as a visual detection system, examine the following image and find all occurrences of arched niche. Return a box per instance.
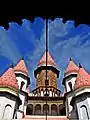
[3,104,12,119]
[43,104,49,115]
[35,104,41,115]
[59,104,66,116]
[51,104,57,116]
[80,105,89,120]
[26,104,33,115]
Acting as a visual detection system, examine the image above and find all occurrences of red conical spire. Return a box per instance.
[14,59,29,76]
[74,66,90,90]
[64,58,79,76]
[0,67,19,91]
[38,51,56,67]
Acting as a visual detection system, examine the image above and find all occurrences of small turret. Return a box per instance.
[14,58,30,119]
[62,58,79,117]
[63,58,79,92]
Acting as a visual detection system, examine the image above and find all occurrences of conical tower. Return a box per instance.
[34,51,60,89]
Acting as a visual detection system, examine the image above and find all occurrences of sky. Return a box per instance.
[0,17,90,92]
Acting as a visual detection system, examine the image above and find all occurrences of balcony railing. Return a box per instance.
[30,86,61,97]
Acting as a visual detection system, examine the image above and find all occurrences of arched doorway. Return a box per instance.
[35,104,41,115]
[43,104,49,115]
[51,104,57,116]
[26,104,33,115]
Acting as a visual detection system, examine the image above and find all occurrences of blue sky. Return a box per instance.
[0,17,90,92]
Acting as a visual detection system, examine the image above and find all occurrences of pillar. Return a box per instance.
[33,104,35,115]
[41,104,43,115]
[57,105,60,115]
[49,104,51,115]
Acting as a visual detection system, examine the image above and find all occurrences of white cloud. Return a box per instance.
[0,27,21,63]
[25,22,46,90]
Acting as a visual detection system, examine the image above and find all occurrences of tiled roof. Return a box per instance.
[14,59,29,76]
[64,58,79,76]
[0,67,19,91]
[74,66,90,89]
[38,52,56,67]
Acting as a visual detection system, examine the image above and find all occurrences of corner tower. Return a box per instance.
[0,66,21,120]
[70,65,90,120]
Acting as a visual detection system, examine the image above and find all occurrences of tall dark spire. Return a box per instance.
[79,63,82,68]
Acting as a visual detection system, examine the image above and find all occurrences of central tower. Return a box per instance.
[34,51,60,97]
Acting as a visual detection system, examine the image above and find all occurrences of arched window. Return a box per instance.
[35,104,41,115]
[20,81,25,91]
[80,105,89,120]
[3,104,12,119]
[59,104,66,115]
[43,104,49,115]
[68,82,72,91]
[51,104,57,116]
[26,104,33,115]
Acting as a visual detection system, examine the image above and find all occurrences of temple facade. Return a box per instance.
[0,51,90,120]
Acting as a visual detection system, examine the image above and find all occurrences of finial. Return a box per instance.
[10,63,14,68]
[70,57,72,61]
[79,63,82,68]
[21,56,24,60]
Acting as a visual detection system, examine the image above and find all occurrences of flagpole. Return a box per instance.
[45,18,48,120]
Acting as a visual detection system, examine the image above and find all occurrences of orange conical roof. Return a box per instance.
[14,59,29,76]
[0,67,19,91]
[38,51,56,67]
[74,66,90,90]
[64,58,79,76]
